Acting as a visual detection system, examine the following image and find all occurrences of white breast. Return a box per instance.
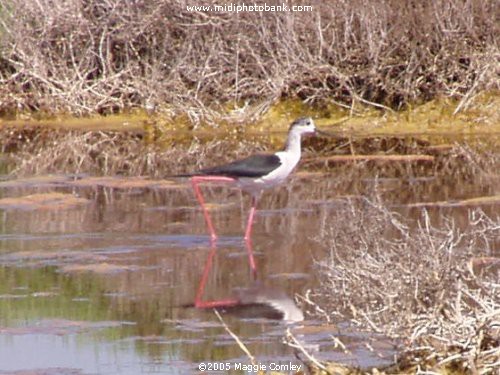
[237,151,300,194]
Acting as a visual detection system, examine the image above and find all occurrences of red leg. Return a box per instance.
[191,176,235,241]
[194,239,239,309]
[244,237,257,278]
[244,195,258,241]
[191,177,216,241]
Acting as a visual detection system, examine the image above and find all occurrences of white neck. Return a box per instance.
[284,128,302,157]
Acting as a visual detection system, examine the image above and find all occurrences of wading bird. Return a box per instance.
[179,117,319,241]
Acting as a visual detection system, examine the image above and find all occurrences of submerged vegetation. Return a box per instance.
[0,0,498,123]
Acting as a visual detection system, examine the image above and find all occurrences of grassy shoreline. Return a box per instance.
[1,92,499,137]
[0,91,498,178]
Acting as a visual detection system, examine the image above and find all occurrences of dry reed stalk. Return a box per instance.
[213,309,257,366]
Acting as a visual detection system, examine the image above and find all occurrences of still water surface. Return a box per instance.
[0,140,498,374]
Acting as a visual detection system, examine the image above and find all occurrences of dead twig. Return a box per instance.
[214,309,256,366]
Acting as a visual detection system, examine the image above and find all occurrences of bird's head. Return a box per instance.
[289,117,316,136]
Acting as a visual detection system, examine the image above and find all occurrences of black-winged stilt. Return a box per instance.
[180,117,318,240]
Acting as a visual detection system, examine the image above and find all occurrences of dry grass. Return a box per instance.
[312,198,499,373]
[0,0,498,121]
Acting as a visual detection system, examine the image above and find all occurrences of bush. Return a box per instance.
[313,198,499,372]
[0,0,498,118]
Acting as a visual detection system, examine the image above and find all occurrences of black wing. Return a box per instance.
[199,154,281,178]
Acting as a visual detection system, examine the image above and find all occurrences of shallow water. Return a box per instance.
[0,141,499,374]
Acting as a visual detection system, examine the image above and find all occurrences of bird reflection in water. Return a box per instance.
[191,239,304,322]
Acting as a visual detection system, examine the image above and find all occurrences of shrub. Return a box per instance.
[0,0,497,119]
